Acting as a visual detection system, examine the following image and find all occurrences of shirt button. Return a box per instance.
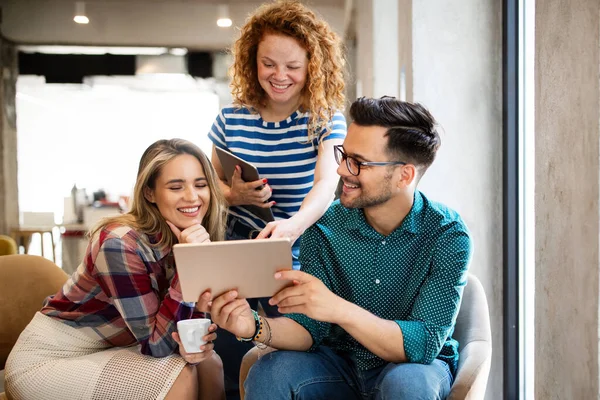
[382,240,386,245]
[375,279,380,284]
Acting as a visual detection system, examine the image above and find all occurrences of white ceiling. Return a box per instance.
[0,0,347,50]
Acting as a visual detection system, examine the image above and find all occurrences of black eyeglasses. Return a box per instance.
[333,145,406,176]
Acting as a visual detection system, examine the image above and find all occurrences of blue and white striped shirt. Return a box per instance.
[208,105,347,230]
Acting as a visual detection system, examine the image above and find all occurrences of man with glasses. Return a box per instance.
[210,96,472,399]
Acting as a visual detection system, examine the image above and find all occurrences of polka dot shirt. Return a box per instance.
[287,191,472,375]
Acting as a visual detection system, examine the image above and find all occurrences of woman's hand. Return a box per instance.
[167,220,211,244]
[172,323,218,364]
[228,166,274,208]
[210,290,256,339]
[256,217,305,244]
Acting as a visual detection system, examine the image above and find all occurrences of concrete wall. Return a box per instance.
[372,0,399,98]
[534,1,600,398]
[354,0,373,98]
[0,36,18,235]
[353,0,409,100]
[412,1,503,398]
[397,0,412,102]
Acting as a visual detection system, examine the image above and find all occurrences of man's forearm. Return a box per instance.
[336,300,408,363]
[255,317,313,351]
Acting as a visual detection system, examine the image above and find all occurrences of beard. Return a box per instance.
[340,171,394,209]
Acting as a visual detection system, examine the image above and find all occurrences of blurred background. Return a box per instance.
[0,1,505,398]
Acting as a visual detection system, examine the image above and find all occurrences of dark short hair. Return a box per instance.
[349,96,441,175]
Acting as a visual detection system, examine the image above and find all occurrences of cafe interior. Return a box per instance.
[0,0,599,399]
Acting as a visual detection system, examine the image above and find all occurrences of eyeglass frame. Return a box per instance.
[333,145,407,176]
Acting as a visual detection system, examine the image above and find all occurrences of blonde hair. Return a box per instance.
[90,139,227,249]
[230,0,346,141]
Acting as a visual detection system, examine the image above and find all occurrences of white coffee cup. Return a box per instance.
[176,318,212,354]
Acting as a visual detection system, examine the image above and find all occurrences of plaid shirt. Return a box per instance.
[42,223,202,357]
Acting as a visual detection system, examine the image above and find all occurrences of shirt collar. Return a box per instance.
[344,191,425,237]
[397,190,424,235]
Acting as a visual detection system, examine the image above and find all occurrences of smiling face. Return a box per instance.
[144,153,211,230]
[337,123,403,209]
[256,33,308,112]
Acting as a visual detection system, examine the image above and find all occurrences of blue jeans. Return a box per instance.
[244,347,453,400]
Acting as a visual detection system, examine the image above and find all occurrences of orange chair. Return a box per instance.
[0,236,17,256]
[0,255,68,399]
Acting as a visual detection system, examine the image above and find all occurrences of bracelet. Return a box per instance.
[236,309,260,342]
[255,316,272,349]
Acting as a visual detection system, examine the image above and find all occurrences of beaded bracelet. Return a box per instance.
[255,316,272,349]
[236,309,260,342]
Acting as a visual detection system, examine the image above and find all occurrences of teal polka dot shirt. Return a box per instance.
[287,191,472,375]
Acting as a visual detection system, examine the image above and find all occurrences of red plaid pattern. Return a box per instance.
[42,223,203,357]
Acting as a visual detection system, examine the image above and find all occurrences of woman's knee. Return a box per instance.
[199,351,223,372]
[165,365,198,400]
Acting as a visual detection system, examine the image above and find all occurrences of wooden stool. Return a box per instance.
[10,227,57,262]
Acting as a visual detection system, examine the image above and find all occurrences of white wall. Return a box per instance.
[412,1,503,398]
[350,1,502,397]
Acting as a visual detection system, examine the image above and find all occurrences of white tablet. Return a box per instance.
[173,238,293,302]
[214,147,275,222]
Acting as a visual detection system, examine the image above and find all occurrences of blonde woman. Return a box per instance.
[5,139,227,400]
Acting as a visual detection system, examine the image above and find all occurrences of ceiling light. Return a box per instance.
[217,5,232,28]
[74,2,89,24]
[169,48,188,56]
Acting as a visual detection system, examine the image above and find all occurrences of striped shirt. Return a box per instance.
[41,223,202,358]
[208,105,347,230]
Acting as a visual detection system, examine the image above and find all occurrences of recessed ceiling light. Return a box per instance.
[169,48,188,56]
[217,5,232,28]
[74,2,89,24]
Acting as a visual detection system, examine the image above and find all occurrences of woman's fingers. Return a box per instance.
[179,223,210,244]
[203,331,218,343]
[199,342,215,353]
[173,331,216,364]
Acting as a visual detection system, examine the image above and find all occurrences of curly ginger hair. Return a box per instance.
[229,0,346,141]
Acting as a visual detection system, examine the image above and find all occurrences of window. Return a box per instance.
[16,74,221,221]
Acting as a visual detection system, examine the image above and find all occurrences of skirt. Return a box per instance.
[5,312,187,400]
